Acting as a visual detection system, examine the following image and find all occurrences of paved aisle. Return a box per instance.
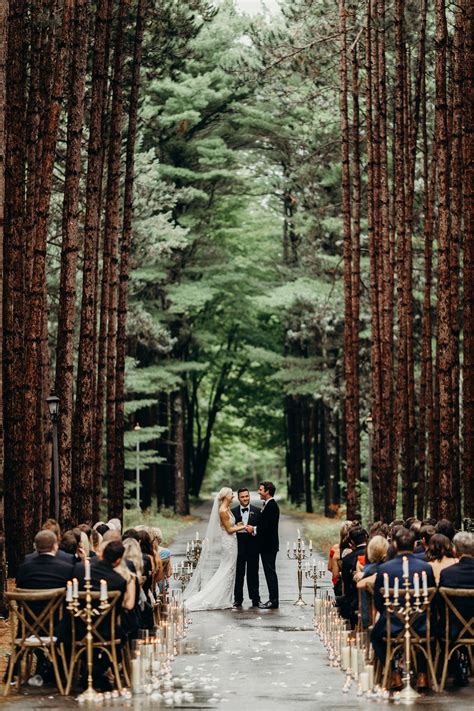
[1,499,473,709]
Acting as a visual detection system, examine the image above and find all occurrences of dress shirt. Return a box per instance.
[240,507,250,525]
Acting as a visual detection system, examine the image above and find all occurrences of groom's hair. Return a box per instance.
[237,488,249,495]
[260,481,276,497]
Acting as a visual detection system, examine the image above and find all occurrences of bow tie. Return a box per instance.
[241,508,249,513]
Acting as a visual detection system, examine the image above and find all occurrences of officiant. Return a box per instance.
[232,488,261,608]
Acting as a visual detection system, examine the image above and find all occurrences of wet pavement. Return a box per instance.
[1,498,473,709]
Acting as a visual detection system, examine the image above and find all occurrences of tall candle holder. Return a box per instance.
[172,562,193,591]
[382,559,430,703]
[286,530,311,605]
[185,534,202,568]
[305,558,326,619]
[67,569,110,703]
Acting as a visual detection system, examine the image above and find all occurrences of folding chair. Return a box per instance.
[65,590,124,695]
[438,587,474,691]
[4,588,67,695]
[381,587,438,692]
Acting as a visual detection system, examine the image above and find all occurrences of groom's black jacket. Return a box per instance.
[232,504,261,554]
[257,498,280,553]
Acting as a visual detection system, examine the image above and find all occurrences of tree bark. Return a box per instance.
[463,0,474,519]
[0,0,7,610]
[55,0,89,528]
[172,389,188,515]
[114,0,145,520]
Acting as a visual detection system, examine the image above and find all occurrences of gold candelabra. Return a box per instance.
[185,535,202,568]
[172,562,193,591]
[66,569,110,703]
[382,559,429,703]
[304,558,326,619]
[286,530,312,606]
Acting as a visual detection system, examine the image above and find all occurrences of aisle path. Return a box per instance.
[1,499,473,709]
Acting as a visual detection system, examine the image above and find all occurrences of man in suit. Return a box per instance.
[413,524,436,559]
[246,481,279,609]
[17,530,75,592]
[232,487,261,609]
[23,520,75,566]
[337,526,367,626]
[371,528,435,690]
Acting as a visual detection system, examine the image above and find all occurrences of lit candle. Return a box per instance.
[422,570,428,596]
[301,539,305,551]
[365,663,374,690]
[196,532,199,541]
[413,572,420,597]
[315,598,322,615]
[359,672,369,692]
[84,557,91,581]
[287,541,290,551]
[402,555,409,578]
[186,542,190,554]
[131,657,141,694]
[100,578,108,601]
[351,645,359,676]
[309,540,313,553]
[66,580,73,602]
[297,528,301,539]
[293,541,296,551]
[383,573,389,597]
[341,646,351,670]
[394,576,399,599]
[72,577,79,598]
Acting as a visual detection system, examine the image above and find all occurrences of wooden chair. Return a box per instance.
[438,587,474,691]
[65,590,124,695]
[381,587,438,692]
[4,588,67,696]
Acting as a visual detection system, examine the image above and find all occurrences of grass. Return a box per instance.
[123,507,197,546]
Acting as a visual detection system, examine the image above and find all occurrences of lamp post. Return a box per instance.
[134,423,141,511]
[365,413,374,525]
[46,392,60,521]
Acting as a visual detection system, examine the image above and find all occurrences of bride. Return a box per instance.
[183,487,245,611]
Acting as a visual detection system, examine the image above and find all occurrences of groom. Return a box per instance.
[232,487,261,609]
[246,481,280,610]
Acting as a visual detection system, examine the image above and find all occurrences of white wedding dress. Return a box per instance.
[183,505,237,611]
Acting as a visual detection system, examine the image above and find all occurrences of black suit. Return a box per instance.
[439,557,474,638]
[232,504,261,605]
[256,498,280,606]
[23,549,75,566]
[16,554,74,629]
[337,544,366,626]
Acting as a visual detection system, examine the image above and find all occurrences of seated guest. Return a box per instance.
[436,519,456,542]
[94,523,110,537]
[17,530,75,592]
[410,521,423,554]
[439,532,474,686]
[426,534,456,583]
[77,524,96,558]
[16,530,74,684]
[328,521,354,597]
[336,526,367,626]
[371,528,435,690]
[106,518,122,533]
[90,529,103,556]
[122,538,145,638]
[23,521,74,565]
[356,535,389,589]
[150,527,171,591]
[59,530,83,563]
[414,525,436,560]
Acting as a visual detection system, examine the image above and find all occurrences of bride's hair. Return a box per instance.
[218,487,233,502]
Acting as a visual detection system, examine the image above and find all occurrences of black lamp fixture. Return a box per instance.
[46,392,60,420]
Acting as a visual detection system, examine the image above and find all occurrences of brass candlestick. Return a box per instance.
[67,576,110,702]
[382,561,430,703]
[286,532,310,606]
[172,562,193,592]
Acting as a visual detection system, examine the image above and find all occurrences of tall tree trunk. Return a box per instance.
[4,0,28,572]
[55,0,89,528]
[114,0,145,520]
[303,398,313,513]
[463,0,474,519]
[339,0,358,519]
[173,389,188,515]
[74,0,113,523]
[0,0,7,610]
[434,0,455,520]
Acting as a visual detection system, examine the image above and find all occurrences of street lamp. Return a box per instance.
[134,423,141,511]
[366,413,374,525]
[46,392,60,521]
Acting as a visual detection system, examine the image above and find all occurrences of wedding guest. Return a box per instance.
[426,534,456,583]
[17,531,74,592]
[337,526,367,625]
[436,519,456,542]
[355,535,389,588]
[23,521,74,565]
[328,521,353,596]
[413,524,436,560]
[90,529,103,556]
[371,528,435,690]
